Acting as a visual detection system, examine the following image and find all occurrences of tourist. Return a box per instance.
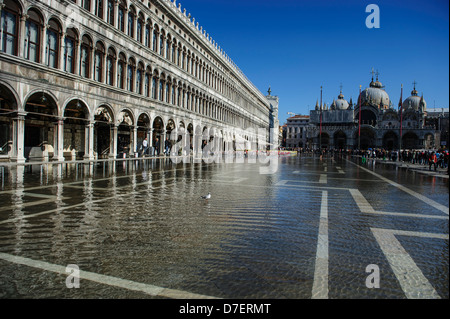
[142,137,148,157]
[429,152,437,171]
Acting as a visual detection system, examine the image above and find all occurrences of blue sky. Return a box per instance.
[180,0,449,124]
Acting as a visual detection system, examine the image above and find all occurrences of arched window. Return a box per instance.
[107,0,114,25]
[186,53,190,72]
[80,35,92,78]
[127,58,135,92]
[1,0,21,56]
[24,9,43,62]
[117,53,126,89]
[159,32,164,56]
[127,7,135,38]
[63,28,78,73]
[166,37,170,60]
[172,85,176,105]
[136,63,144,94]
[165,81,170,102]
[118,2,125,32]
[186,92,190,110]
[137,15,144,43]
[151,76,157,99]
[106,47,116,86]
[144,23,151,47]
[45,19,60,68]
[159,78,164,101]
[94,42,105,82]
[171,40,176,63]
[152,26,158,52]
[144,67,151,97]
[94,0,103,19]
[82,0,91,11]
[182,50,186,69]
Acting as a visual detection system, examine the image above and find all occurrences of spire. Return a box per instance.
[411,80,418,96]
[419,94,425,112]
[315,99,319,110]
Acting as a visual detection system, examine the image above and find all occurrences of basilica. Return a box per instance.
[307,74,438,151]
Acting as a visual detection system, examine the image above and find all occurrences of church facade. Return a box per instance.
[0,0,274,163]
[307,75,438,151]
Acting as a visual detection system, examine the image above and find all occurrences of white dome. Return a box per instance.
[360,79,390,109]
[403,88,426,112]
[335,92,349,110]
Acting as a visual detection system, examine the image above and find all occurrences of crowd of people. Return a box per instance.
[356,148,449,171]
[282,146,449,172]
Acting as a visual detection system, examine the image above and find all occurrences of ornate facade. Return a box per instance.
[0,0,273,162]
[307,74,439,151]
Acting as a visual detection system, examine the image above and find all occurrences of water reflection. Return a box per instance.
[0,156,448,298]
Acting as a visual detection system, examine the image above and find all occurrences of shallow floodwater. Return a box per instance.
[0,155,448,298]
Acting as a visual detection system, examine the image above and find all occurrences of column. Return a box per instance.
[89,43,95,80]
[148,128,153,155]
[0,3,4,52]
[133,15,137,41]
[161,131,166,155]
[184,131,190,155]
[11,112,26,163]
[40,23,47,64]
[123,8,128,36]
[52,118,64,161]
[113,0,118,29]
[131,126,137,156]
[59,31,66,71]
[84,121,94,160]
[103,0,108,22]
[109,124,118,158]
[18,14,28,59]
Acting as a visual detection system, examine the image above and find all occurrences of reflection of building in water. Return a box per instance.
[0,0,275,163]
[307,74,439,150]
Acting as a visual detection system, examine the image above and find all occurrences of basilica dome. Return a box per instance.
[335,92,349,110]
[359,77,390,109]
[402,86,426,112]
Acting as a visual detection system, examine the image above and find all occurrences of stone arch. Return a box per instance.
[333,130,347,150]
[63,98,90,159]
[383,131,398,150]
[0,82,19,156]
[23,91,59,159]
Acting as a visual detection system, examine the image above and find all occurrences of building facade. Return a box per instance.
[285,114,310,149]
[0,0,273,163]
[307,75,439,151]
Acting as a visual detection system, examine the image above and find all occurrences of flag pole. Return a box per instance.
[319,86,323,152]
[358,85,361,150]
[399,84,403,152]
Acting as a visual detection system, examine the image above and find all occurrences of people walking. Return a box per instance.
[142,137,148,157]
[429,151,437,171]
[154,138,160,156]
[164,137,171,156]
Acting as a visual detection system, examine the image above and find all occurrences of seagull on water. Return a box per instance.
[200,192,211,200]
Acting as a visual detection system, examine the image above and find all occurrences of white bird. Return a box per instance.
[200,192,211,200]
